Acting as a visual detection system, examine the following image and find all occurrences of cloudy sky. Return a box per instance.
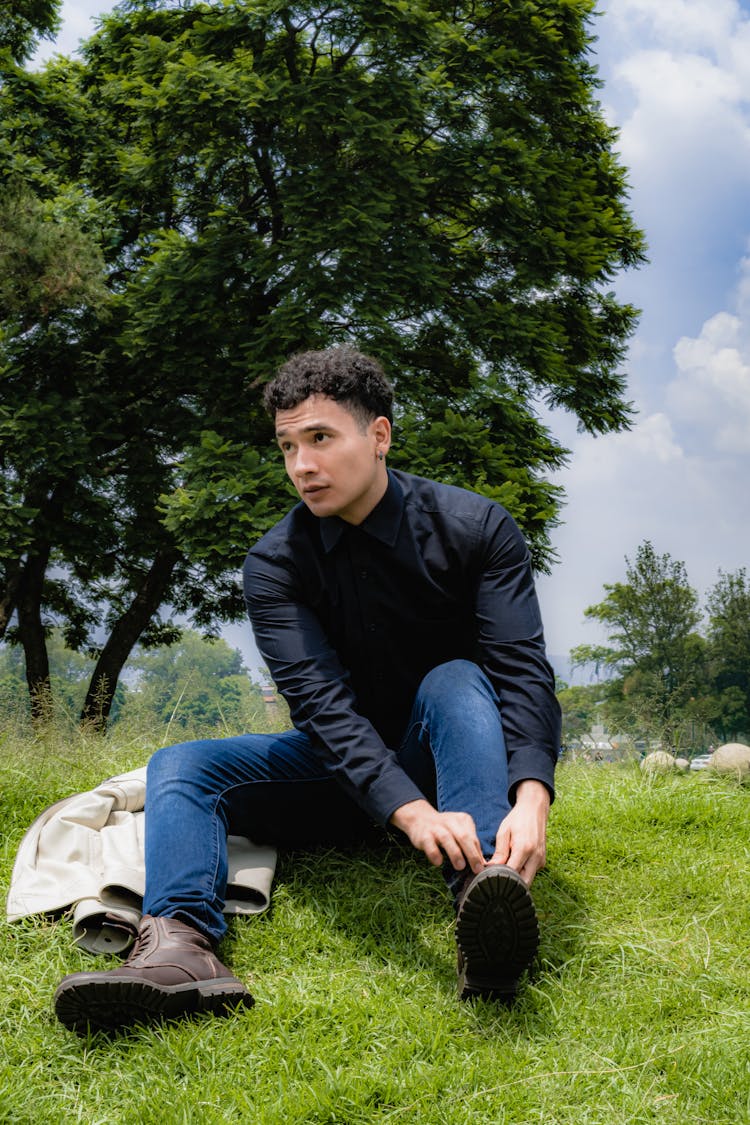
[33,1,750,674]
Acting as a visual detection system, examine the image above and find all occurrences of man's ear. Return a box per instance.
[372,415,392,454]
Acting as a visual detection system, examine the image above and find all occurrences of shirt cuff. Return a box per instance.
[362,768,426,827]
[507,747,558,805]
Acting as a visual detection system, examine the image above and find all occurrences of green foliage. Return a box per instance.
[124,629,278,736]
[0,629,126,721]
[555,680,603,747]
[579,541,702,669]
[704,568,750,743]
[0,628,276,739]
[0,183,108,323]
[0,0,646,718]
[0,0,60,64]
[159,432,292,570]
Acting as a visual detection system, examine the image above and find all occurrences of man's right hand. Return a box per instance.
[389,799,485,875]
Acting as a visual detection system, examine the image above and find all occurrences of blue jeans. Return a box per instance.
[143,659,511,941]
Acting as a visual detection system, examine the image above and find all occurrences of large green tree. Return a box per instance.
[572,542,707,751]
[0,0,646,725]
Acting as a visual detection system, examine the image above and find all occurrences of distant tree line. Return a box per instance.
[0,628,279,738]
[560,542,750,754]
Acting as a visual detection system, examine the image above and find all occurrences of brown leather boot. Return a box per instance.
[54,914,254,1035]
[455,865,539,1003]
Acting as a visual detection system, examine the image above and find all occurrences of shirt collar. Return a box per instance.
[319,470,404,552]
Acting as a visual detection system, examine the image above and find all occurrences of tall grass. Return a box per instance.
[1,721,748,1124]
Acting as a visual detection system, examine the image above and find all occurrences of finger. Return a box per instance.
[518,852,545,886]
[424,813,479,872]
[491,827,511,867]
[421,824,471,870]
[506,838,534,874]
[451,824,485,874]
[460,837,486,875]
[520,862,537,886]
[436,830,470,872]
[421,834,449,868]
[468,852,486,875]
[513,841,546,883]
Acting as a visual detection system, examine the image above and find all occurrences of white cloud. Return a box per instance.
[595,0,750,238]
[564,412,684,478]
[613,49,750,209]
[670,311,750,454]
[602,0,743,54]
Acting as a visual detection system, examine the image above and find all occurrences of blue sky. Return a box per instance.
[33,1,750,673]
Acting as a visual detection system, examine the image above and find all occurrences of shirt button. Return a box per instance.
[359,569,368,579]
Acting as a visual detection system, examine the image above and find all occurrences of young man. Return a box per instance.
[54,346,561,1034]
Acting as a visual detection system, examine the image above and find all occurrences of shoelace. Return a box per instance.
[127,923,155,963]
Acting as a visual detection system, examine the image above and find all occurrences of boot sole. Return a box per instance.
[455,865,539,1001]
[54,974,254,1036]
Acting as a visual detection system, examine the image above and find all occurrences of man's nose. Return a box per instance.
[294,445,318,474]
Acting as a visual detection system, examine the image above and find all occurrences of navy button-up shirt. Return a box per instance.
[243,469,561,825]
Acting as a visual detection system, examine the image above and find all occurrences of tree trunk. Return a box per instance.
[16,548,52,723]
[81,548,181,730]
[2,478,69,645]
[0,560,22,640]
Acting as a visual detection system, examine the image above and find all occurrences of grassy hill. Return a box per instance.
[1,728,748,1124]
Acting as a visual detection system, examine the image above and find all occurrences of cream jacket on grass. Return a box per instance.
[6,766,277,955]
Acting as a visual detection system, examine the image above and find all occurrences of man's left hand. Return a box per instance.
[489,779,550,886]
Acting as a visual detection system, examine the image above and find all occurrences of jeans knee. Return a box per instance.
[147,740,206,788]
[420,659,488,698]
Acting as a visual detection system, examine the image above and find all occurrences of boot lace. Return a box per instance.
[127,919,156,964]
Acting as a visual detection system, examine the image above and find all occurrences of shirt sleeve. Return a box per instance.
[473,506,562,802]
[243,549,425,825]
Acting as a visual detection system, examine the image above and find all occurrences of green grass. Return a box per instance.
[1,729,749,1124]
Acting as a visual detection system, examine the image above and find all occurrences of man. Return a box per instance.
[54,346,560,1035]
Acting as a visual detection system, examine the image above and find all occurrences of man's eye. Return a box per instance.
[313,432,328,443]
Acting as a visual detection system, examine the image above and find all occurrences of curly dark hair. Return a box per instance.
[263,346,394,427]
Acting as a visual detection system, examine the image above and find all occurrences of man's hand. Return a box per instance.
[389,799,485,876]
[489,779,550,886]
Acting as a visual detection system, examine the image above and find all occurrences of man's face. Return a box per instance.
[275,394,391,525]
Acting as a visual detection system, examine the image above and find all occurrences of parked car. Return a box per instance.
[690,754,712,771]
